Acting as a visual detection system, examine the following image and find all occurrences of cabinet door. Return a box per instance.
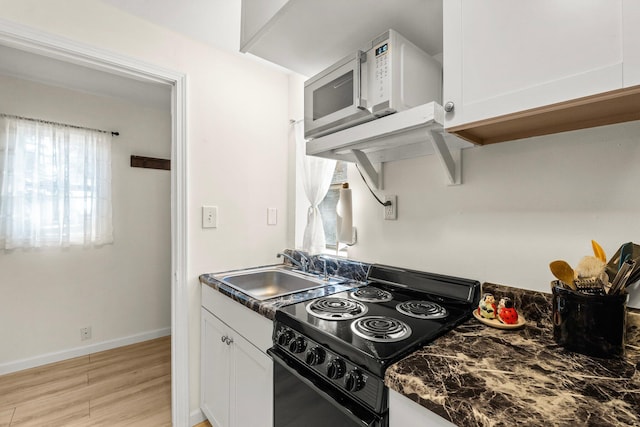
[231,334,273,427]
[444,0,623,128]
[623,0,640,87]
[389,389,456,427]
[201,309,231,427]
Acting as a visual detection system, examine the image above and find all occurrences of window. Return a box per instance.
[318,161,347,249]
[0,116,113,249]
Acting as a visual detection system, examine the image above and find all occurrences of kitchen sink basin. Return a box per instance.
[216,267,347,301]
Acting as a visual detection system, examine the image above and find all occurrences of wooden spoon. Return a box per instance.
[591,240,607,263]
[549,260,577,290]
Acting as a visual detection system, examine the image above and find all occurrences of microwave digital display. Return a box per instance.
[375,43,388,56]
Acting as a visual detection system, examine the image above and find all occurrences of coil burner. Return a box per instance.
[306,297,368,320]
[350,287,393,303]
[396,301,448,320]
[350,316,412,342]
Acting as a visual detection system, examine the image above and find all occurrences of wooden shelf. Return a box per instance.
[447,85,640,145]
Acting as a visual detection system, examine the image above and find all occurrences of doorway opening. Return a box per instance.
[0,20,189,426]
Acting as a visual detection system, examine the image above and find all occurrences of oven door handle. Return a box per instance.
[268,347,382,427]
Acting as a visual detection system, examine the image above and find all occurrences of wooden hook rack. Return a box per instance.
[130,155,170,171]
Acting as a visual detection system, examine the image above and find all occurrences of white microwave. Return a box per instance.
[304,29,442,139]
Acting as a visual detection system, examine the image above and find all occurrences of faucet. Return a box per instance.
[277,252,309,273]
[316,255,332,281]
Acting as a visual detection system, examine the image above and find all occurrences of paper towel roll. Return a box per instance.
[336,184,353,244]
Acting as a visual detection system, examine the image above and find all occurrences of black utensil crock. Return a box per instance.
[552,282,627,358]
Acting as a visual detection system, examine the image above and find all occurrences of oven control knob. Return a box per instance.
[289,337,307,353]
[344,369,365,392]
[277,330,294,346]
[305,347,326,366]
[326,358,346,379]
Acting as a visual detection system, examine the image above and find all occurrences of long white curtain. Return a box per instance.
[0,116,113,249]
[295,121,336,254]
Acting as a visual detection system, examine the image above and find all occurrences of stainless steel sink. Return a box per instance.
[216,267,346,301]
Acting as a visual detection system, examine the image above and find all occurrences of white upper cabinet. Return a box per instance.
[443,0,624,131]
[623,0,640,87]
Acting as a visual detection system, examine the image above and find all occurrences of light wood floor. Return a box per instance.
[0,336,173,426]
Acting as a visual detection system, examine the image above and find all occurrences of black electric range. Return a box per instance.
[270,264,481,423]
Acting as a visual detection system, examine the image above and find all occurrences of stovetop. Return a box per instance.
[274,265,481,378]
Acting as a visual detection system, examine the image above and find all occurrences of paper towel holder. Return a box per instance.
[337,183,357,246]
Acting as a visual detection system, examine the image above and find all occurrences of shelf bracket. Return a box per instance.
[430,130,462,185]
[351,149,383,190]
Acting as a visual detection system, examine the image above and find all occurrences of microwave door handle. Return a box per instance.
[356,50,367,111]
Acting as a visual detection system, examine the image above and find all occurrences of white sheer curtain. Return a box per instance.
[0,116,113,249]
[295,122,336,254]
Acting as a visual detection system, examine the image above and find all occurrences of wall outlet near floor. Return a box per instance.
[383,195,397,220]
[80,326,92,341]
[202,205,218,228]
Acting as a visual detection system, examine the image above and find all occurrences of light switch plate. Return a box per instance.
[202,206,217,228]
[267,208,277,225]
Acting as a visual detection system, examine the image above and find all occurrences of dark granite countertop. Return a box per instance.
[385,283,640,427]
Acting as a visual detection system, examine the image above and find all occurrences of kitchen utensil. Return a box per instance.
[591,240,607,263]
[605,242,640,283]
[575,255,606,278]
[618,242,633,270]
[574,277,607,295]
[549,260,577,290]
[609,259,636,295]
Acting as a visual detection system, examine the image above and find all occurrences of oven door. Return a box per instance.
[303,51,373,139]
[268,347,385,427]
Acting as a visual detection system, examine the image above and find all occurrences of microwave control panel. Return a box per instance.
[370,40,391,114]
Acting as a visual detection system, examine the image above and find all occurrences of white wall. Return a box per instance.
[0,0,291,416]
[288,73,308,249]
[0,74,172,365]
[346,122,640,308]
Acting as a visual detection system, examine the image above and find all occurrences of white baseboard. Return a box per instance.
[190,408,206,426]
[0,327,171,375]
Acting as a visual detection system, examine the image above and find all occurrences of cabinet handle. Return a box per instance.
[221,335,227,343]
[444,101,455,113]
[225,337,234,345]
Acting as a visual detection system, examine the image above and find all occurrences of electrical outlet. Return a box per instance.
[202,206,218,228]
[383,195,397,220]
[80,326,92,341]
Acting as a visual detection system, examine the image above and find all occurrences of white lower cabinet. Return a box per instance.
[389,389,456,427]
[201,288,273,427]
